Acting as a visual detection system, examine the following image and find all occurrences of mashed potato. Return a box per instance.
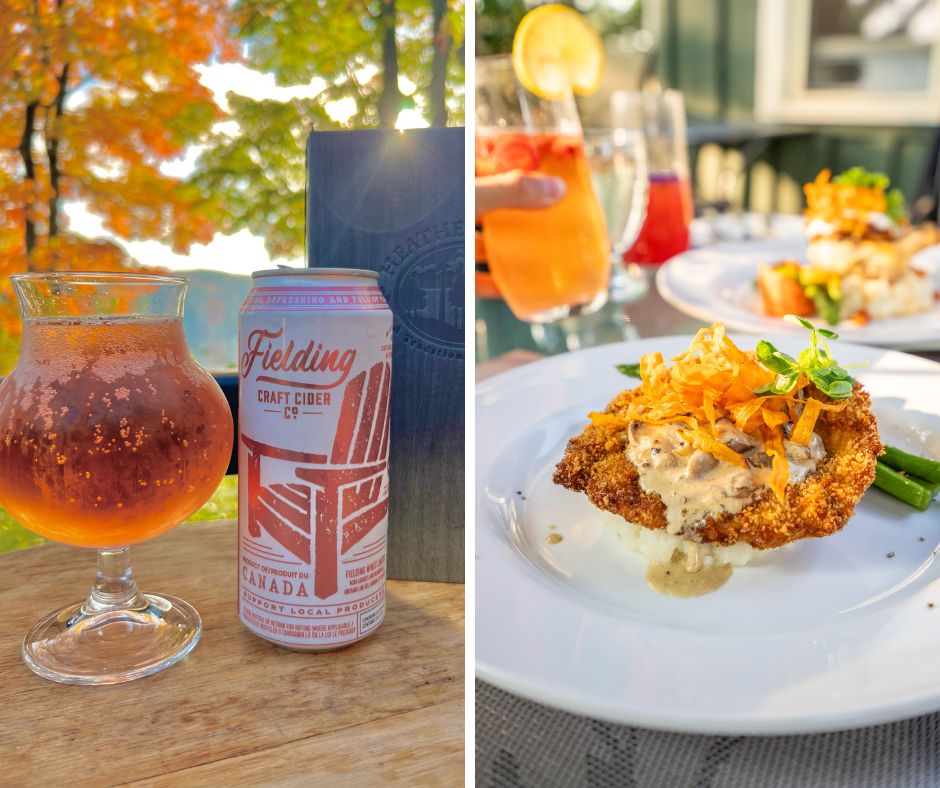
[600,511,779,567]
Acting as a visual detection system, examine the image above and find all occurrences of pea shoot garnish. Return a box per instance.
[608,321,936,510]
[615,363,641,378]
[754,315,855,399]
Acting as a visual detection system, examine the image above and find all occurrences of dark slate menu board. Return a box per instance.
[305,128,464,583]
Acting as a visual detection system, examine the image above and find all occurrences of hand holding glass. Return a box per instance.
[476,55,610,323]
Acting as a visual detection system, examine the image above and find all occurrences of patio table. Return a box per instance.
[475,274,940,786]
[0,520,464,785]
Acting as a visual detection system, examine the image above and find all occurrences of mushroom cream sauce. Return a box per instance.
[625,419,826,597]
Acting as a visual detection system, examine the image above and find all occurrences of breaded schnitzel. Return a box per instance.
[553,323,882,554]
[553,383,880,550]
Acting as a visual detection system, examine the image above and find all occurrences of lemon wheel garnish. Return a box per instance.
[512,4,604,101]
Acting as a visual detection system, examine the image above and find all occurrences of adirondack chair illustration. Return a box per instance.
[242,360,391,599]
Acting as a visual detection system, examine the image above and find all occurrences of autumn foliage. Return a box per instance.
[0,0,240,370]
[0,0,464,373]
[196,0,465,259]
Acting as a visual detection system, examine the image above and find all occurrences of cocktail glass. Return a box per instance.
[0,272,234,684]
[476,54,611,323]
[622,90,694,264]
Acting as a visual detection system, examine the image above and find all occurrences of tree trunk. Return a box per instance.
[18,101,39,261]
[429,0,451,127]
[377,0,402,128]
[47,62,70,238]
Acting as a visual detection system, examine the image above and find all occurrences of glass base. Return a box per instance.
[608,262,650,305]
[22,593,201,685]
[522,290,609,324]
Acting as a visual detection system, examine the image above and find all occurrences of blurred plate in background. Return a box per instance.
[656,240,940,349]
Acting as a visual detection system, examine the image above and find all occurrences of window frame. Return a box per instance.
[755,0,940,126]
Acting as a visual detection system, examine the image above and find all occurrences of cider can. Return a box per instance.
[237,268,392,650]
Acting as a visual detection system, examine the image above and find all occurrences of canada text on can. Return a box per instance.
[237,268,392,650]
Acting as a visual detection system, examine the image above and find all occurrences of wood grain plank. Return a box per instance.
[657,5,929,195]
[831,130,894,177]
[660,0,681,90]
[0,522,464,786]
[124,700,464,787]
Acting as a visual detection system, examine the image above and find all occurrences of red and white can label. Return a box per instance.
[238,275,392,650]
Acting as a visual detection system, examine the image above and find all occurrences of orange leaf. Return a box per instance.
[791,398,822,446]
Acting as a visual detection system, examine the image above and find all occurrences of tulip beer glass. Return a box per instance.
[476,55,610,322]
[0,273,233,684]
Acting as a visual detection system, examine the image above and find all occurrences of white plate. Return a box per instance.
[655,240,940,349]
[476,335,940,734]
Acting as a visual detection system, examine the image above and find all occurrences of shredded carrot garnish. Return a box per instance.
[727,398,766,431]
[790,396,850,445]
[761,409,790,428]
[589,412,628,428]
[587,323,852,502]
[679,430,747,468]
[803,168,898,238]
[762,426,789,502]
[805,169,874,235]
[790,398,822,446]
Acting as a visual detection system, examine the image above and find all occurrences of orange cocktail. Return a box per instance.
[476,54,610,322]
[476,131,610,321]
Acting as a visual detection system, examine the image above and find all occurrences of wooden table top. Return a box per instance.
[0,521,464,786]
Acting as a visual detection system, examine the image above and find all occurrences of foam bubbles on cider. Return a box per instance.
[29,316,179,384]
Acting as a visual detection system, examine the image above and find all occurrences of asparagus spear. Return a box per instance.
[873,461,933,511]
[880,445,940,484]
[910,475,940,501]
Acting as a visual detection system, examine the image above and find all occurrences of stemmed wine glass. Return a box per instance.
[0,273,234,684]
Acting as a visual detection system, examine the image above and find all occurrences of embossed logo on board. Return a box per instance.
[381,220,464,359]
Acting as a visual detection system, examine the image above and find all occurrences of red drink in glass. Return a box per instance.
[626,172,693,264]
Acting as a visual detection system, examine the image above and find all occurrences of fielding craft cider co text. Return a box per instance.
[238,268,392,650]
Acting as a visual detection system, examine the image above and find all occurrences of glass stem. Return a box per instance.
[82,548,149,615]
